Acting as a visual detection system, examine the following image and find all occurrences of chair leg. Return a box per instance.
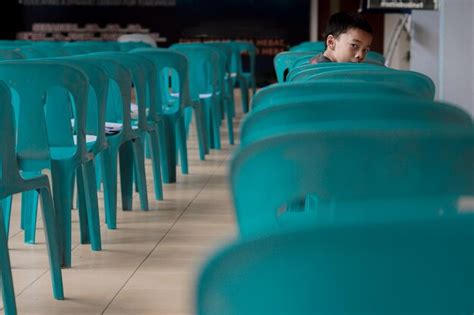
[193,107,207,160]
[225,98,235,145]
[76,168,90,245]
[80,160,102,251]
[0,208,17,315]
[148,130,164,200]
[210,97,222,150]
[50,163,74,268]
[1,197,12,238]
[119,141,134,211]
[202,99,214,151]
[157,119,172,184]
[162,118,177,184]
[38,186,64,300]
[101,148,118,230]
[21,170,42,244]
[239,77,249,113]
[176,117,189,175]
[132,136,149,211]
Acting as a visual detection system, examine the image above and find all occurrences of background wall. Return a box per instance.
[410,0,474,115]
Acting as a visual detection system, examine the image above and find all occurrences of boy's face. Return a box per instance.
[326,28,373,63]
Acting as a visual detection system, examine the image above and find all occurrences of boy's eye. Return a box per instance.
[351,44,359,49]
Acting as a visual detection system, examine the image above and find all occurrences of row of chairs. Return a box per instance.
[0,39,257,313]
[196,42,474,314]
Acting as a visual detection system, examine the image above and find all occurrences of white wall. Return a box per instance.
[410,0,474,115]
[384,14,410,70]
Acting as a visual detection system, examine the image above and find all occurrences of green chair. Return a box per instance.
[250,81,435,113]
[0,80,64,314]
[90,51,162,203]
[303,68,436,99]
[19,57,109,249]
[0,61,96,268]
[231,127,474,237]
[204,42,237,145]
[171,43,222,150]
[274,51,316,82]
[242,96,472,147]
[71,54,150,230]
[228,41,257,113]
[197,214,474,315]
[132,48,207,181]
[286,62,387,82]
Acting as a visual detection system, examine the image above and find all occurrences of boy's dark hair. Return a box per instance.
[323,12,373,48]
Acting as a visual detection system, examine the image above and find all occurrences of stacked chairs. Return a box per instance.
[196,41,474,313]
[0,81,64,314]
[275,49,386,83]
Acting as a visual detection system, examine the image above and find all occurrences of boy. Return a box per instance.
[311,12,373,64]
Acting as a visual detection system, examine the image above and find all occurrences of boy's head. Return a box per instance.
[323,12,373,63]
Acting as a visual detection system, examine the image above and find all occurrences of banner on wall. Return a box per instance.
[366,0,438,10]
[16,0,310,84]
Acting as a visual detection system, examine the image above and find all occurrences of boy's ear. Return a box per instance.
[326,35,336,50]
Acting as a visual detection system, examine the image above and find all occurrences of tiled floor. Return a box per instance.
[4,94,245,314]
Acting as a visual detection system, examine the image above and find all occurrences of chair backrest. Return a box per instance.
[0,80,24,198]
[197,214,474,315]
[242,96,473,146]
[275,50,386,82]
[0,49,24,60]
[230,41,256,77]
[170,43,219,100]
[273,51,315,82]
[89,52,154,131]
[131,48,192,112]
[50,57,110,153]
[231,127,474,237]
[305,68,436,99]
[250,81,435,113]
[0,61,89,171]
[72,55,133,138]
[286,62,387,82]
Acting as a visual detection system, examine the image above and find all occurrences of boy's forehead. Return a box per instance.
[341,28,373,43]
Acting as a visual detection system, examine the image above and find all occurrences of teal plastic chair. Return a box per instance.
[0,49,24,60]
[250,81,435,113]
[242,96,473,147]
[229,41,256,113]
[197,214,474,315]
[0,81,64,314]
[132,48,207,182]
[0,61,98,269]
[275,51,385,83]
[171,43,222,150]
[286,62,387,82]
[303,68,436,99]
[231,127,474,238]
[273,51,315,83]
[204,42,236,145]
[71,54,150,229]
[90,51,162,203]
[18,57,109,249]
